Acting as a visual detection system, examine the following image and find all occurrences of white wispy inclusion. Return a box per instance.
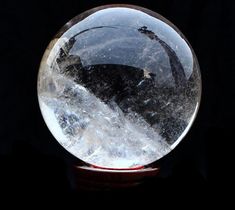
[38,73,170,168]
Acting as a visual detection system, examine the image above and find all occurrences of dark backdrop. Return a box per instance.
[0,0,234,194]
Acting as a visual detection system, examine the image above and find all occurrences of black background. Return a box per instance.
[0,0,234,195]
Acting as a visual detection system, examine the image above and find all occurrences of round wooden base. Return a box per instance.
[71,165,160,190]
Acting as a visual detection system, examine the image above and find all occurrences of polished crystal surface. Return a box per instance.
[37,5,201,169]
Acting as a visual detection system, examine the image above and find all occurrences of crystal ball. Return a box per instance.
[37,5,201,169]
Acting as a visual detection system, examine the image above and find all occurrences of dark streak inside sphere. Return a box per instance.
[61,63,193,144]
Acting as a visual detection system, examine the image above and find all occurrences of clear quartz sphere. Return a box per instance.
[37,5,201,169]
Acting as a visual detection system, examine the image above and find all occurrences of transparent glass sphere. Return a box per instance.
[37,5,201,169]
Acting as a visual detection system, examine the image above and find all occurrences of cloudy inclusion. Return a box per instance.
[38,73,170,168]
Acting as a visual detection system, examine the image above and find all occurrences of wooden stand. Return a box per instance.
[70,164,160,191]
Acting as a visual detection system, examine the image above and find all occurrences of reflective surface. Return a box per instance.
[38,5,201,169]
